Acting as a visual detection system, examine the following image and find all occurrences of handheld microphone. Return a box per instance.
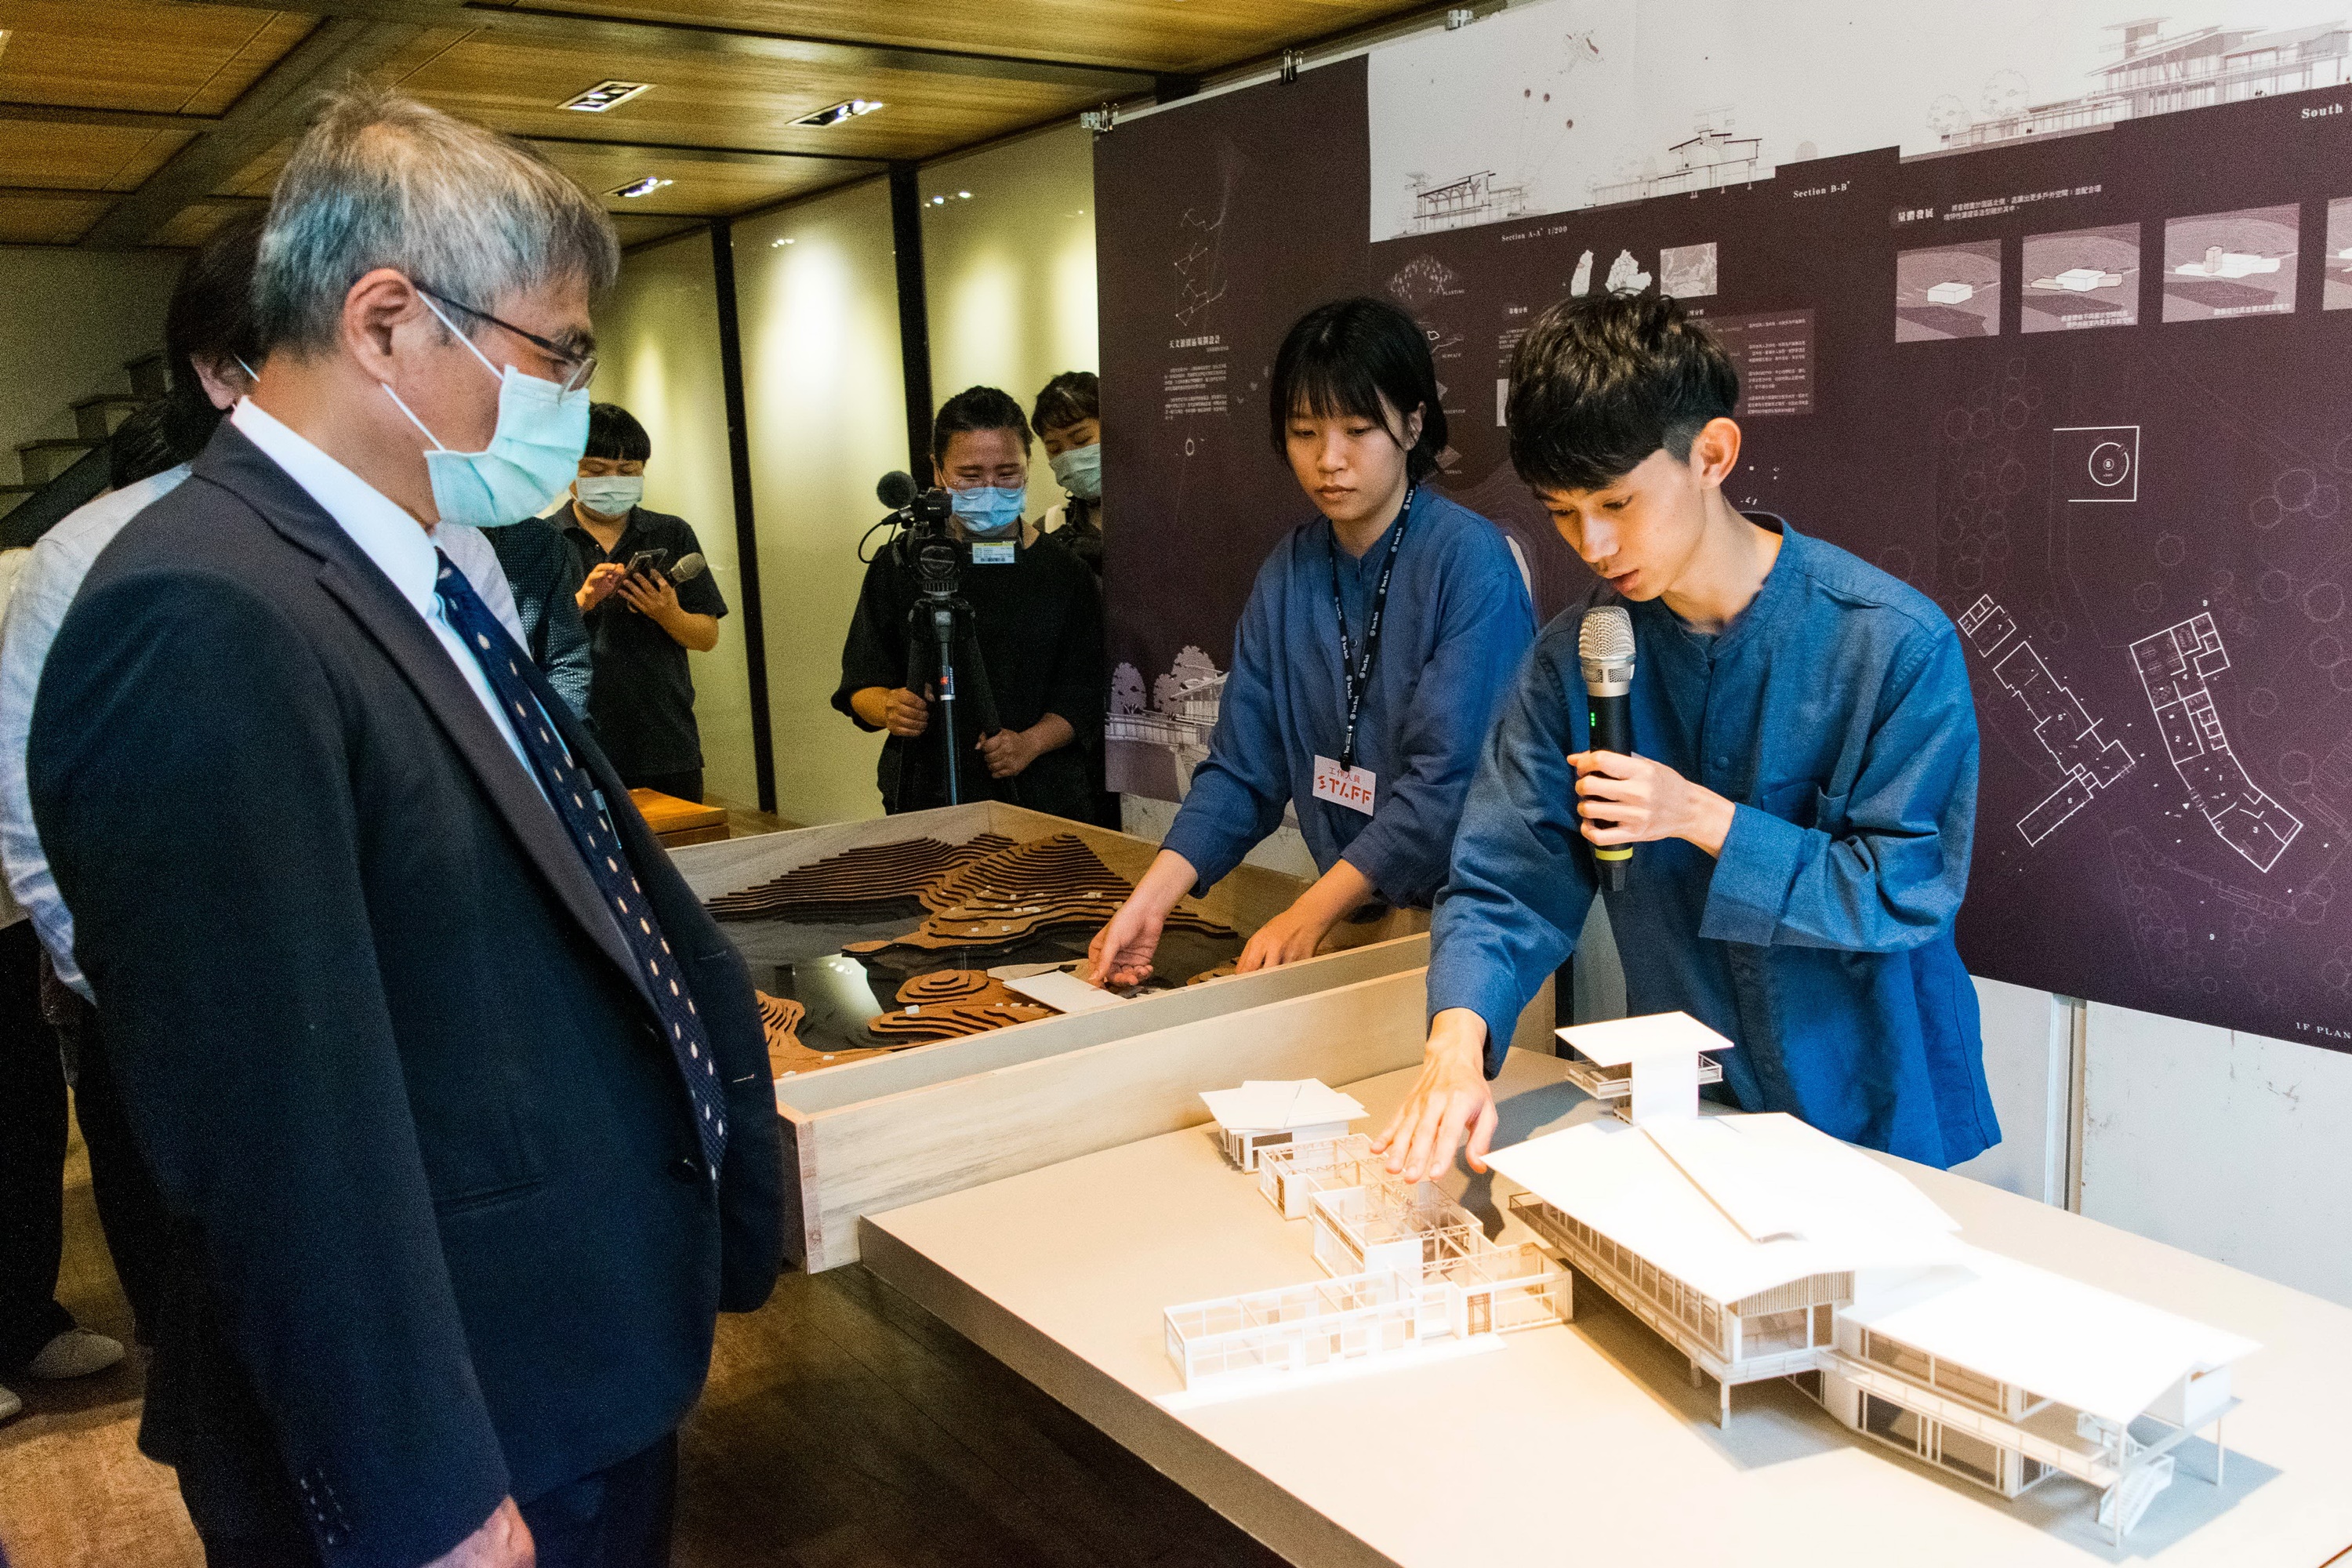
[669,551,706,585]
[1577,604,1636,891]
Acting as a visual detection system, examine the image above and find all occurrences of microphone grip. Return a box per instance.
[1586,689,1633,892]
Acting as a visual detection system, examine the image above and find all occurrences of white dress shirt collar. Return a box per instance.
[230,398,444,617]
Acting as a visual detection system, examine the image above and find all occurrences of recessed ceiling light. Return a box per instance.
[792,97,884,129]
[957,191,971,199]
[611,176,672,199]
[562,80,652,113]
[771,238,796,247]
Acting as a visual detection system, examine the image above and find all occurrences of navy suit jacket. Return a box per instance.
[29,423,782,1565]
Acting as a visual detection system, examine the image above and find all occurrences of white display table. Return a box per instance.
[862,1051,2352,1567]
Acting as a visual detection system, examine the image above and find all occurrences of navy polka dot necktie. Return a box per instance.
[434,550,728,1182]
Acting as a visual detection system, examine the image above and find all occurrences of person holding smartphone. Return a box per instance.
[564,401,728,802]
[1087,297,1536,982]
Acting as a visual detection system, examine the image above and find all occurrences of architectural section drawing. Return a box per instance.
[2130,614,2304,870]
[1490,1012,2258,1546]
[1588,117,1763,207]
[1163,1099,1569,1403]
[1959,594,2136,845]
[1938,18,2352,151]
[2163,206,2299,321]
[1400,169,1532,235]
[1105,644,1224,798]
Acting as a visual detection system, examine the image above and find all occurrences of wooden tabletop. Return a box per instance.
[862,1051,2352,1568]
[630,787,729,846]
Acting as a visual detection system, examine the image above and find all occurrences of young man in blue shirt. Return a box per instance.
[1378,291,1998,1179]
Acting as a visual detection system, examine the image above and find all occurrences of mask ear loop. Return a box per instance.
[382,287,511,451]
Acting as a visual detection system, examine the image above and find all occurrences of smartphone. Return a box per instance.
[625,547,670,577]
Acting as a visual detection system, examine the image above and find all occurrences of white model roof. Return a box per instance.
[1488,1113,1962,1305]
[1841,1243,2259,1426]
[1556,1011,1734,1068]
[1200,1079,1366,1133]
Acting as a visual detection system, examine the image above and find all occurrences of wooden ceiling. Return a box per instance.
[0,0,1437,251]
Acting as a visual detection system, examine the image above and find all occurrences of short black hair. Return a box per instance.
[1505,292,1739,494]
[1267,297,1447,481]
[585,401,651,463]
[1031,370,1098,435]
[932,385,1031,463]
[158,206,267,464]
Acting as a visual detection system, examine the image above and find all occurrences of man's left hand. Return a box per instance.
[976,728,1041,779]
[615,569,682,630]
[1569,750,1737,858]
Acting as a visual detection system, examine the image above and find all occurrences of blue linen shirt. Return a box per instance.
[1427,519,1999,1168]
[1163,487,1535,906]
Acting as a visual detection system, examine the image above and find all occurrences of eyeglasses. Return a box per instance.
[416,282,597,394]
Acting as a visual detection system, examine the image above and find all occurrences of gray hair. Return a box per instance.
[254,85,619,354]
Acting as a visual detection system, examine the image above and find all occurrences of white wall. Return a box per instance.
[594,230,758,808]
[918,125,1098,514]
[732,181,902,827]
[0,248,182,478]
[2082,1003,2352,1308]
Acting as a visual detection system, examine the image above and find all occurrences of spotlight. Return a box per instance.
[792,97,884,129]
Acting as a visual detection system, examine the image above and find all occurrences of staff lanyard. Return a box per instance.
[1328,484,1414,771]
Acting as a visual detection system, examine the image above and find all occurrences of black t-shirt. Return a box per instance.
[564,506,729,779]
[833,528,1103,820]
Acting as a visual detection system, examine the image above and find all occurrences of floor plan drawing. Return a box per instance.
[1959,594,2136,844]
[2130,613,2303,871]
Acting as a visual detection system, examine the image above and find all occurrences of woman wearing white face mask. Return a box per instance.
[1033,371,1104,578]
[561,401,729,804]
[835,386,1105,820]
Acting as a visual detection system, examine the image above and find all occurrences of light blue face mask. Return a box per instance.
[1048,442,1101,502]
[381,293,590,528]
[951,483,1027,539]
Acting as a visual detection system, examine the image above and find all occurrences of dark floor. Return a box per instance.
[0,1107,1287,1568]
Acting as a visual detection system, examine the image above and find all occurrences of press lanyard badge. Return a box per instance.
[1313,753,1378,815]
[971,542,1015,564]
[1328,485,1414,778]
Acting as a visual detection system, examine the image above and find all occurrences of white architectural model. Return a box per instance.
[1165,1095,1570,1401]
[1492,1012,2258,1545]
[1200,1079,1365,1171]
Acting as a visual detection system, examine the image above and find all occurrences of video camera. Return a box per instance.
[873,469,960,601]
[868,470,1000,809]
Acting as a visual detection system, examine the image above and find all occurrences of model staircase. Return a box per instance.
[2097,1453,2175,1538]
[0,350,167,538]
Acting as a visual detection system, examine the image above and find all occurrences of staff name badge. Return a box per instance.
[971,542,1016,565]
[1312,755,1377,815]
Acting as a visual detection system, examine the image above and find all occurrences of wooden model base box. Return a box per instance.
[670,803,1546,1272]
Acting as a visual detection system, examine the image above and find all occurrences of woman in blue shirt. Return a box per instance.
[1089,298,1535,982]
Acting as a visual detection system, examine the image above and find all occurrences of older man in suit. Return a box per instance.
[29,88,780,1568]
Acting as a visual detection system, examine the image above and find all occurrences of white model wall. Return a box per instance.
[593,231,758,808]
[2082,1004,2352,1308]
[0,248,181,479]
[731,180,902,827]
